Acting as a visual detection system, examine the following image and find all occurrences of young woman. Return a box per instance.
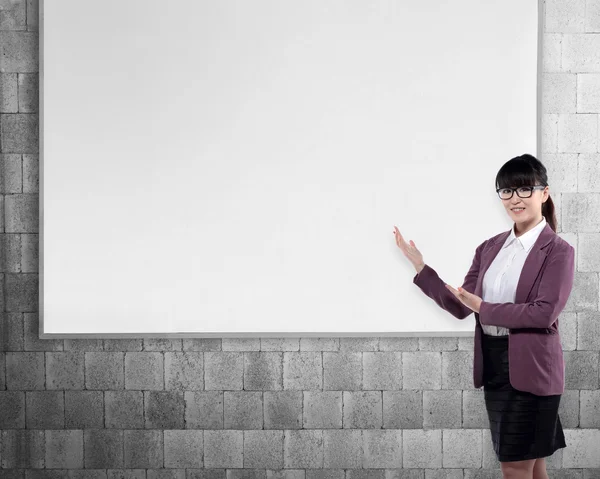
[394,154,575,479]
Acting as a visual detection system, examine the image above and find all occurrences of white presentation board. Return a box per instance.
[40,0,541,337]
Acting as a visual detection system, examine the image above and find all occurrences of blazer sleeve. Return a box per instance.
[412,240,486,320]
[478,245,575,329]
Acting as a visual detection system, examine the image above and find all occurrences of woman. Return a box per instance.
[394,154,575,479]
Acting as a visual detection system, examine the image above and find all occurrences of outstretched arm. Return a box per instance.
[413,240,485,320]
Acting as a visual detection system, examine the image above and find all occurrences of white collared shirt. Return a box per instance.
[481,216,547,336]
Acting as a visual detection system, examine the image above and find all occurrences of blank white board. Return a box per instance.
[40,0,541,337]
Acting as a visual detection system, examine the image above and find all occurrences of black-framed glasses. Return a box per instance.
[496,185,546,200]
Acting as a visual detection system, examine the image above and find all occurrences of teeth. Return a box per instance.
[513,208,524,211]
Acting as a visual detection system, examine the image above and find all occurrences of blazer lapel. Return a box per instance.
[474,223,555,305]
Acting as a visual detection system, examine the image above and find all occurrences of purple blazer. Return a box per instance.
[413,222,575,396]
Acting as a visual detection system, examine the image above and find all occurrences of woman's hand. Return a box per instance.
[444,284,482,313]
[393,226,425,272]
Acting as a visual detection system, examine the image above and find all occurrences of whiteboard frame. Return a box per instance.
[38,0,544,339]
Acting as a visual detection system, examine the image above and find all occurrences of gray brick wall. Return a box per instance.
[1,0,600,477]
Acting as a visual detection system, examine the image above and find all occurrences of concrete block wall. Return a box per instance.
[1,0,599,477]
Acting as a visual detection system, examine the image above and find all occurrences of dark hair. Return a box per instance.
[495,154,557,232]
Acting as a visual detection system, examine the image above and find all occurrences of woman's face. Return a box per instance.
[501,184,549,223]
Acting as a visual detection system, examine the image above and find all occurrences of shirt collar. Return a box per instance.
[503,216,547,252]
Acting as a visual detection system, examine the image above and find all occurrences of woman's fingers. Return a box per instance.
[394,227,417,255]
[394,228,418,262]
[394,227,408,249]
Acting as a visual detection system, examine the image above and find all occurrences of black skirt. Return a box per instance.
[482,333,566,462]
